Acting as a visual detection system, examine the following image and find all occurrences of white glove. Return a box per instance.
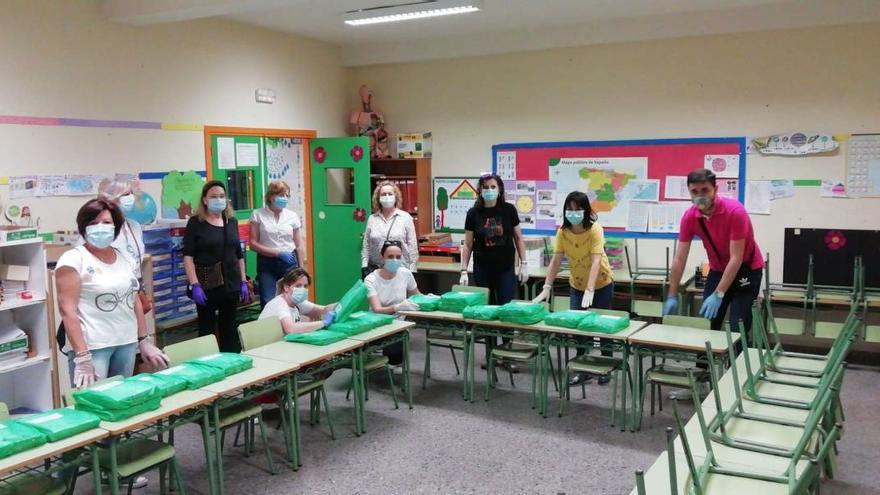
[139,336,170,370]
[394,300,420,312]
[532,284,551,303]
[518,262,529,285]
[459,271,469,286]
[581,289,595,309]
[73,352,97,389]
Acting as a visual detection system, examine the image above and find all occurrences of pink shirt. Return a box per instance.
[679,196,764,272]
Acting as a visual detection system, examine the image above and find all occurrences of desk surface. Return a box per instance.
[0,428,109,476]
[243,339,363,367]
[466,317,648,342]
[345,320,415,343]
[98,389,218,436]
[628,324,739,353]
[201,356,298,395]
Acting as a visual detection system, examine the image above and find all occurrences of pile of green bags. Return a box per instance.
[544,310,596,329]
[325,318,374,336]
[73,379,163,421]
[15,408,100,442]
[284,329,347,346]
[347,311,395,329]
[580,314,631,334]
[189,352,253,377]
[438,291,487,313]
[408,294,441,311]
[0,421,46,459]
[154,362,225,390]
[291,311,396,343]
[127,373,188,398]
[498,302,548,325]
[462,304,502,321]
[334,280,369,324]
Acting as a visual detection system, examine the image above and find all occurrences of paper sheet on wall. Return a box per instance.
[66,175,100,196]
[820,180,848,198]
[647,202,690,234]
[9,176,37,198]
[626,202,650,232]
[37,175,68,196]
[717,178,739,200]
[630,179,660,202]
[705,154,740,179]
[217,137,236,170]
[768,179,794,200]
[496,151,517,180]
[846,134,880,197]
[235,142,259,168]
[664,176,690,200]
[745,180,770,215]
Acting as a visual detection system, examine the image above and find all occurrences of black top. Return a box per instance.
[464,202,520,270]
[183,216,244,292]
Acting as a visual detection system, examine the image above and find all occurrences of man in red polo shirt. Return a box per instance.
[664,169,764,344]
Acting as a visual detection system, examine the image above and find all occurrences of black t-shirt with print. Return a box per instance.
[464,202,520,270]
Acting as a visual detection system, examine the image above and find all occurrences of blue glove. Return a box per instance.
[191,283,207,306]
[240,281,249,303]
[662,296,678,316]
[700,292,723,320]
[322,310,337,328]
[278,251,296,266]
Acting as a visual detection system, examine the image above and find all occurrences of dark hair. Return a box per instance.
[474,173,506,209]
[76,199,124,238]
[687,169,717,186]
[561,191,597,230]
[380,240,403,256]
[276,268,312,295]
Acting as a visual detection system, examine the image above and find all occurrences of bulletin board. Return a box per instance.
[492,137,746,238]
[432,176,480,233]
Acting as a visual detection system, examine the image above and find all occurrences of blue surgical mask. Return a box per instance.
[565,210,584,225]
[384,259,402,273]
[273,196,289,209]
[207,197,227,213]
[481,188,499,202]
[85,223,115,249]
[291,287,308,304]
[692,195,711,209]
[118,194,135,214]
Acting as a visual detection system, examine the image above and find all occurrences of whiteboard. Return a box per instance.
[432,177,479,233]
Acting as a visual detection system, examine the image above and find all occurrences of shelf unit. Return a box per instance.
[0,237,57,413]
[370,158,432,235]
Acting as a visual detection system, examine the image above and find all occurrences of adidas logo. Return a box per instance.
[738,277,750,287]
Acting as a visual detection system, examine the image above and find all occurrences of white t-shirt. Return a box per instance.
[259,294,316,324]
[364,268,418,308]
[250,207,302,252]
[56,246,140,351]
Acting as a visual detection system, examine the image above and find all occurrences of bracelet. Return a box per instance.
[460,269,467,273]
[138,335,147,342]
[542,284,552,290]
[74,350,90,358]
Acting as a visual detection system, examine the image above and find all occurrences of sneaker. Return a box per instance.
[568,372,593,387]
[103,474,148,489]
[597,375,611,386]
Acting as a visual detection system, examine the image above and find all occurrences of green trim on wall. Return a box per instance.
[792,179,822,186]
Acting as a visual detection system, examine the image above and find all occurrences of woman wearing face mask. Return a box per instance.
[249,180,307,307]
[533,191,615,386]
[364,241,421,365]
[95,179,145,280]
[258,268,337,334]
[361,181,419,279]
[183,181,248,353]
[56,199,170,389]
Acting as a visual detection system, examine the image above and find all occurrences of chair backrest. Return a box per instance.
[593,308,630,318]
[164,334,220,366]
[238,316,284,351]
[63,376,123,407]
[662,314,711,330]
[0,402,8,420]
[551,296,570,312]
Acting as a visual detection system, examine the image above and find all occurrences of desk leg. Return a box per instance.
[633,350,644,431]
[200,409,219,495]
[404,332,413,409]
[620,343,630,432]
[108,437,120,495]
[212,402,225,494]
[91,444,103,495]
[460,324,468,401]
[277,381,292,466]
[466,330,475,403]
[540,336,549,418]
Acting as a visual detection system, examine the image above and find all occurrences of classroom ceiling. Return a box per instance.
[102,0,880,66]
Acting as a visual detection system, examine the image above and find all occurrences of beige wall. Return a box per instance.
[350,22,880,284]
[0,0,347,232]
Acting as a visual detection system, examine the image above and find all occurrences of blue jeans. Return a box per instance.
[257,253,298,308]
[570,284,615,357]
[67,342,138,387]
[704,268,763,348]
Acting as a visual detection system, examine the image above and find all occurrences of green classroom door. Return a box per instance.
[309,137,371,304]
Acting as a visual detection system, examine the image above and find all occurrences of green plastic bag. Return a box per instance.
[408,294,440,311]
[348,311,395,328]
[326,318,374,336]
[126,373,188,398]
[462,304,502,321]
[75,398,162,422]
[283,329,348,346]
[72,378,162,412]
[0,421,46,459]
[544,310,596,329]
[188,352,253,377]
[498,302,548,325]
[438,291,487,312]
[15,408,100,442]
[334,280,368,324]
[582,314,631,334]
[153,362,226,390]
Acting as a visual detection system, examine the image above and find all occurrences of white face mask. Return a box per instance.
[379,195,396,208]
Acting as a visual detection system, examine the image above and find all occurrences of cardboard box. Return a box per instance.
[397,132,432,159]
[418,232,452,246]
[0,226,37,243]
[0,264,30,282]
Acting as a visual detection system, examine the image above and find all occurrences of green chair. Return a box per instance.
[164,335,277,476]
[551,295,570,312]
[422,285,489,389]
[0,403,68,495]
[238,318,335,440]
[344,355,398,409]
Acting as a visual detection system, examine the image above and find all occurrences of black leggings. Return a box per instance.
[196,287,241,353]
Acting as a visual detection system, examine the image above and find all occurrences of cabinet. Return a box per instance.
[369,158,432,235]
[0,238,57,413]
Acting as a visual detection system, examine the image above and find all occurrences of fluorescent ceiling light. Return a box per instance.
[345,1,479,26]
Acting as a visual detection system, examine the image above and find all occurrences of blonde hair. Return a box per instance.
[264,180,291,205]
[196,180,234,221]
[97,178,137,202]
[371,180,402,212]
